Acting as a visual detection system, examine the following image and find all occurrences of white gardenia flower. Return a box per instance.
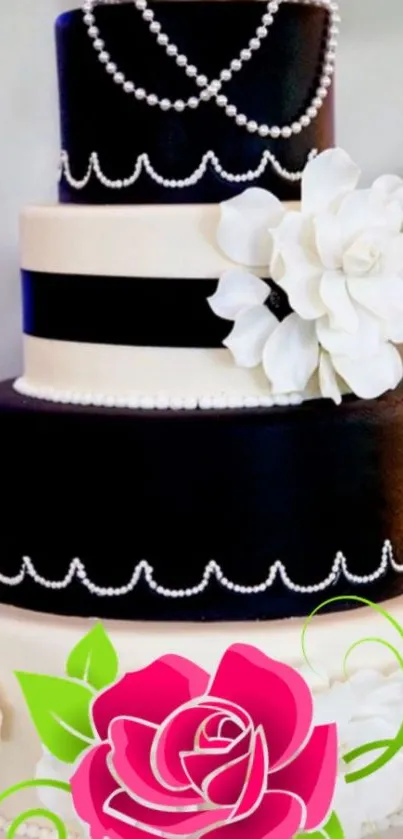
[35,747,79,824]
[313,669,403,838]
[210,147,403,404]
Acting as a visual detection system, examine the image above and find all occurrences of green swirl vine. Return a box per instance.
[0,780,70,839]
[301,595,403,782]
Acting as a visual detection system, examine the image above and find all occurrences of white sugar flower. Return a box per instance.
[210,148,403,404]
[372,173,403,225]
[314,669,403,838]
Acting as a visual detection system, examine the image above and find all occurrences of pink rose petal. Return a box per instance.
[209,645,313,771]
[154,699,249,790]
[270,723,338,831]
[71,744,147,839]
[181,728,252,792]
[203,753,250,807]
[109,718,202,808]
[206,791,304,839]
[105,788,231,838]
[231,729,268,820]
[92,655,209,740]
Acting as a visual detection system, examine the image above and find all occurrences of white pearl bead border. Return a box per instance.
[82,0,339,139]
[58,147,317,190]
[14,377,304,412]
[0,540,401,599]
[0,815,80,839]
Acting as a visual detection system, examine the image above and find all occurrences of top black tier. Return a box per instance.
[56,1,335,205]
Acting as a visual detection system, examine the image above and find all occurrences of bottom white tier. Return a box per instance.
[17,336,311,410]
[1,599,403,838]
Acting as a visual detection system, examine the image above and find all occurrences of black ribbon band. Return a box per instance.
[22,270,236,348]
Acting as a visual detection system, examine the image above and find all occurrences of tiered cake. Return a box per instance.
[2,1,403,837]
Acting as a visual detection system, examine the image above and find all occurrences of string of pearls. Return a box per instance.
[0,540,400,599]
[82,0,340,139]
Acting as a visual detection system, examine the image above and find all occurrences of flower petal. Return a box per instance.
[336,190,402,252]
[224,305,278,368]
[319,352,342,405]
[332,342,403,399]
[92,656,209,741]
[319,271,359,332]
[316,307,382,359]
[181,728,252,794]
[208,644,313,773]
[154,700,250,791]
[301,147,361,216]
[104,788,230,839]
[314,212,344,269]
[217,187,285,266]
[372,173,403,207]
[70,743,134,839]
[385,314,403,343]
[381,233,403,275]
[263,315,319,393]
[208,270,270,321]
[206,791,304,839]
[348,275,403,323]
[269,213,325,319]
[230,728,269,820]
[270,724,338,831]
[109,718,202,808]
[35,749,77,823]
[203,752,251,808]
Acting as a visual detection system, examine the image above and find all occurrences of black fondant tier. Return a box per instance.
[1,381,403,621]
[56,1,334,204]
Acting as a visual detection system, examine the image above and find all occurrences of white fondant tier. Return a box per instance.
[19,201,307,407]
[1,599,403,837]
[21,203,295,279]
[17,337,308,409]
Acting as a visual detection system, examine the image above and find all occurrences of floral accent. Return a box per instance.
[314,668,403,838]
[209,148,403,404]
[70,645,337,839]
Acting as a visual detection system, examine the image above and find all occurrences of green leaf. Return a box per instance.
[16,672,95,763]
[295,811,345,839]
[66,624,118,690]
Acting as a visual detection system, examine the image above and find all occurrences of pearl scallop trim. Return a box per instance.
[0,542,401,599]
[13,378,305,411]
[58,147,317,190]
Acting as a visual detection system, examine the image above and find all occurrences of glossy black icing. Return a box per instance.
[1,380,403,621]
[56,1,334,204]
[22,271,290,347]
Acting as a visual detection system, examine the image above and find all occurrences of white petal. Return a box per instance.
[224,305,278,368]
[337,190,402,252]
[314,212,344,269]
[332,342,403,399]
[385,314,403,343]
[207,269,270,321]
[348,275,403,323]
[372,173,403,200]
[263,313,319,392]
[36,749,77,821]
[301,147,361,216]
[382,232,403,275]
[320,271,359,332]
[316,307,382,359]
[319,352,342,404]
[217,187,285,266]
[269,212,325,319]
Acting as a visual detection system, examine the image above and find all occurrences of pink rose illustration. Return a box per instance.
[71,644,337,839]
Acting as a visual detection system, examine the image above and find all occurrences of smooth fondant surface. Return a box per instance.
[1,380,403,621]
[56,2,334,204]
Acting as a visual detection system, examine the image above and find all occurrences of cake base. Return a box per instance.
[0,598,403,836]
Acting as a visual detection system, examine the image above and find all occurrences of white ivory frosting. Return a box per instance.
[1,596,403,834]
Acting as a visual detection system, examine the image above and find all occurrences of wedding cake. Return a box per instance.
[1,1,403,838]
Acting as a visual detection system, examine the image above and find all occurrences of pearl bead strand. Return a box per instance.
[82,0,340,138]
[83,0,282,113]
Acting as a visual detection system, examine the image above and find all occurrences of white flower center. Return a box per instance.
[342,235,381,276]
